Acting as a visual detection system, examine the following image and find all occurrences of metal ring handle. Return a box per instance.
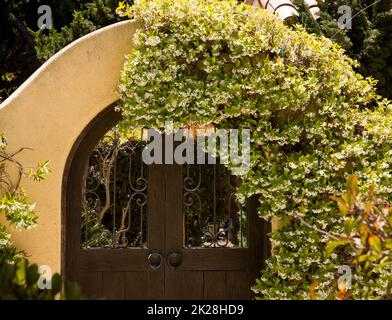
[166,250,182,268]
[147,251,163,270]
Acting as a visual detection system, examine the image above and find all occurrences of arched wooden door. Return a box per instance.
[63,104,270,300]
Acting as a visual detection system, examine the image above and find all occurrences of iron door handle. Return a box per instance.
[167,250,182,268]
[147,251,163,270]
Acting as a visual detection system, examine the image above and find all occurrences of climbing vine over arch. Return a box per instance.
[116,0,392,299]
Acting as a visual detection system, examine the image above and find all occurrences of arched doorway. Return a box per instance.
[63,103,270,300]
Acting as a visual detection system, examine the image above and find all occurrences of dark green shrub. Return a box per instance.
[0,257,82,300]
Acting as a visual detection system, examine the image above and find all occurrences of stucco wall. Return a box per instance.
[0,20,138,273]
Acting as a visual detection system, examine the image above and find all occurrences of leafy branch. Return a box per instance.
[296,176,392,299]
[0,133,49,258]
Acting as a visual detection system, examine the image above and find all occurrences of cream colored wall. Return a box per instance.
[0,20,138,273]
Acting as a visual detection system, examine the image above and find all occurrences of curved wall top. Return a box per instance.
[0,20,139,272]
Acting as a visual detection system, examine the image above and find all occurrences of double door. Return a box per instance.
[64,107,269,300]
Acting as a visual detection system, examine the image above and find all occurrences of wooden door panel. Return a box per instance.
[148,164,167,250]
[168,270,250,300]
[79,249,148,271]
[73,163,166,299]
[204,271,227,299]
[164,163,184,299]
[182,271,204,300]
[147,269,165,299]
[165,269,183,300]
[226,271,249,300]
[102,271,124,299]
[179,249,248,270]
[78,271,102,298]
[163,164,262,299]
[125,272,148,300]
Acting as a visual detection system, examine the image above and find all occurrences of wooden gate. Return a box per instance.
[63,104,270,300]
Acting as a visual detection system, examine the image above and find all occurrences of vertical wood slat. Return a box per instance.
[78,271,102,298]
[182,271,204,300]
[125,272,148,300]
[204,271,226,299]
[102,272,124,299]
[147,164,166,299]
[148,270,165,300]
[164,163,184,299]
[165,270,183,300]
[148,164,166,249]
[247,195,264,294]
[226,271,249,300]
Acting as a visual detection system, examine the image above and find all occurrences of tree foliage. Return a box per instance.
[294,0,392,99]
[0,0,126,102]
[34,0,124,61]
[1,1,391,102]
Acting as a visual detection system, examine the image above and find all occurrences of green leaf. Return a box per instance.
[358,254,370,263]
[368,236,382,253]
[346,175,358,195]
[64,283,81,300]
[339,203,349,215]
[15,259,26,285]
[343,216,355,235]
[51,273,63,295]
[26,264,39,286]
[325,239,352,256]
[385,239,392,250]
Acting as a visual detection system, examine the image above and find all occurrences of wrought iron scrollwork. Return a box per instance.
[183,162,247,248]
[81,128,148,249]
[184,164,202,246]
